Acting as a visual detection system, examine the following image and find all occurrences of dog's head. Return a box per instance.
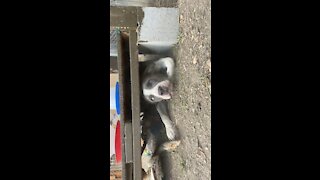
[142,74,173,103]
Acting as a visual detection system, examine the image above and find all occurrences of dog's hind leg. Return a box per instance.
[156,101,177,140]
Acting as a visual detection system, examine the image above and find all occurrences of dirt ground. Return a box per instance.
[159,0,212,179]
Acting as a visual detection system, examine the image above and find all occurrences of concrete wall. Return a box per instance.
[110,7,179,55]
[110,0,177,7]
[138,7,179,54]
[110,0,152,7]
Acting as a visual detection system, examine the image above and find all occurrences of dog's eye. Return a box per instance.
[147,79,156,87]
[149,95,155,101]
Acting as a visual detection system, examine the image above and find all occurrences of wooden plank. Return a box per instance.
[124,122,133,163]
[125,163,133,180]
[129,30,142,180]
[110,6,138,28]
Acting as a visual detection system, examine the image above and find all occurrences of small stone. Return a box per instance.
[206,60,211,68]
[206,60,211,72]
[193,57,197,64]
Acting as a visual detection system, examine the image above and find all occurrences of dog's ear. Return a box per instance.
[144,58,171,76]
[144,63,155,75]
[160,66,167,75]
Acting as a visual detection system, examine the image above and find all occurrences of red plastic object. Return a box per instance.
[115,120,122,163]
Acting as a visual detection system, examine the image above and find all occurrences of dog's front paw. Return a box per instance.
[166,126,176,140]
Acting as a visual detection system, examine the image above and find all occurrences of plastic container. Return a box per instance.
[110,82,120,115]
[115,120,122,163]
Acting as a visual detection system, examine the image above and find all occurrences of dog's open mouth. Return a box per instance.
[158,80,173,99]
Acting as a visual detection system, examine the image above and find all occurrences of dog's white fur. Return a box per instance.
[160,57,175,78]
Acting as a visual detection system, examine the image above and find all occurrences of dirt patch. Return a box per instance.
[160,0,212,179]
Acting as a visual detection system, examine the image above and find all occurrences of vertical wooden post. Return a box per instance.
[129,29,141,180]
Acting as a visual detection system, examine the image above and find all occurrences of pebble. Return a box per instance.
[193,57,197,64]
[206,60,211,72]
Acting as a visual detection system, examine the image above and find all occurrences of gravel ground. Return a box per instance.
[159,0,212,179]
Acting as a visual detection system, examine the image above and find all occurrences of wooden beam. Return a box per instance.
[110,6,138,28]
[124,122,133,163]
[129,30,141,180]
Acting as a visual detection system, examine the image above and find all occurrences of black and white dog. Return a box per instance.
[140,57,177,140]
[139,57,180,178]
